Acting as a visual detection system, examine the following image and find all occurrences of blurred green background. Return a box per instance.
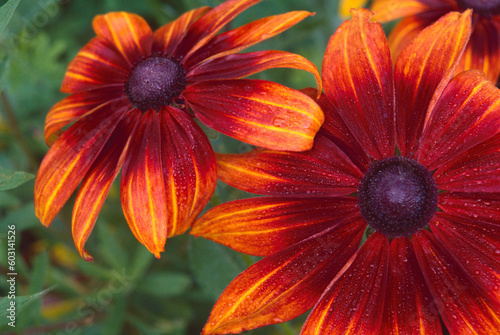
[0,0,348,334]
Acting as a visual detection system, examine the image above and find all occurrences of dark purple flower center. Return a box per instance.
[125,57,186,112]
[457,0,500,16]
[358,157,438,238]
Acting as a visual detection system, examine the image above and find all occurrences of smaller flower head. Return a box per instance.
[192,8,500,335]
[371,0,500,83]
[35,0,323,261]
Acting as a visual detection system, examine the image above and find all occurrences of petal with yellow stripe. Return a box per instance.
[72,109,141,261]
[92,12,152,66]
[395,10,471,158]
[62,36,131,94]
[417,70,500,171]
[302,233,389,335]
[380,237,442,334]
[185,79,324,152]
[322,8,395,161]
[414,230,500,334]
[34,102,129,227]
[216,135,362,196]
[159,106,217,237]
[192,196,360,256]
[201,219,365,335]
[187,50,321,93]
[120,111,167,258]
[185,11,314,68]
[152,6,210,57]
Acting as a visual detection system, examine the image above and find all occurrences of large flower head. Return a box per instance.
[192,9,500,334]
[35,0,324,261]
[371,0,500,83]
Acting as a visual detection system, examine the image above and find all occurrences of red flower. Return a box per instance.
[371,0,500,83]
[192,9,500,334]
[35,0,324,261]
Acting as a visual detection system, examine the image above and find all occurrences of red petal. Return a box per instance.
[45,90,128,146]
[434,133,500,193]
[322,8,395,161]
[152,6,211,56]
[312,90,371,172]
[371,0,432,22]
[72,109,141,261]
[187,50,321,92]
[301,233,389,335]
[414,230,500,334]
[175,0,261,61]
[191,196,360,256]
[417,70,500,171]
[92,12,152,66]
[216,135,363,196]
[380,237,442,335]
[395,10,472,158]
[35,102,129,227]
[201,220,365,335]
[431,214,500,305]
[61,37,130,94]
[185,79,324,151]
[439,192,500,226]
[120,111,167,258]
[159,106,217,237]
[458,18,500,84]
[185,11,314,68]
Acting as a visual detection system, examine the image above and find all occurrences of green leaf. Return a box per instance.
[0,288,51,326]
[0,0,21,35]
[0,166,34,191]
[189,237,247,301]
[135,272,192,297]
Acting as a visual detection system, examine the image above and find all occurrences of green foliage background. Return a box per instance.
[0,0,347,334]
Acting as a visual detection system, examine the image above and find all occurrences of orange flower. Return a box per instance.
[192,9,500,334]
[35,0,323,261]
[371,0,500,83]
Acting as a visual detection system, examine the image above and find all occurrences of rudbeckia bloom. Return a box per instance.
[35,0,323,261]
[371,0,500,83]
[192,9,500,334]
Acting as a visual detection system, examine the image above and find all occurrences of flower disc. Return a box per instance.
[126,57,186,111]
[358,157,438,238]
[457,0,500,16]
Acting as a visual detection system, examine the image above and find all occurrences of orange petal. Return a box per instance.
[72,109,141,261]
[216,135,362,196]
[302,233,389,335]
[380,237,442,334]
[187,50,321,93]
[61,37,130,94]
[417,70,500,171]
[35,102,129,227]
[159,106,217,237]
[414,230,500,334]
[120,111,167,258]
[185,79,323,151]
[394,10,472,158]
[201,220,365,335]
[152,6,211,57]
[176,0,261,60]
[458,18,500,84]
[192,196,360,256]
[185,11,314,68]
[45,90,128,146]
[92,12,152,66]
[371,0,432,22]
[322,8,395,161]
